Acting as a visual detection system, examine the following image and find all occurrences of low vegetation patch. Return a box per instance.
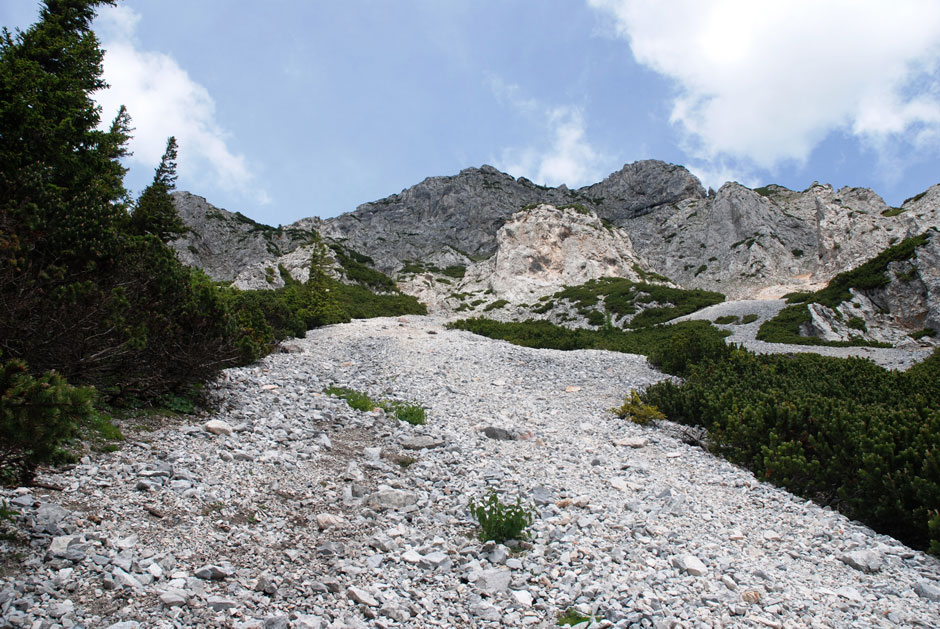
[610,390,665,425]
[447,318,728,377]
[757,233,932,347]
[738,313,760,325]
[549,277,724,329]
[714,315,738,325]
[642,347,940,554]
[484,299,510,312]
[557,608,594,626]
[325,387,426,425]
[468,491,536,543]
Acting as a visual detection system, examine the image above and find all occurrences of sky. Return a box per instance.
[4,1,940,226]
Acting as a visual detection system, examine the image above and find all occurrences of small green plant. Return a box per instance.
[911,328,937,340]
[326,387,426,424]
[791,248,805,258]
[325,386,378,412]
[558,608,593,626]
[738,313,759,325]
[385,401,426,425]
[610,390,665,425]
[714,315,738,325]
[468,491,536,543]
[398,456,416,468]
[847,316,867,332]
[484,299,510,312]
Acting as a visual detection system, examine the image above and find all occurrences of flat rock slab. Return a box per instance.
[400,436,444,450]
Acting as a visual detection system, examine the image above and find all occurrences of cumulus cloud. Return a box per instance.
[491,78,608,187]
[588,0,940,172]
[93,6,269,203]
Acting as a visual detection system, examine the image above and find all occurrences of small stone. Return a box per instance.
[914,580,940,601]
[673,554,708,576]
[839,550,883,573]
[481,426,517,441]
[531,486,554,505]
[511,589,534,607]
[367,485,418,510]
[263,616,290,629]
[614,437,648,448]
[206,596,238,611]
[470,601,501,621]
[610,477,630,491]
[475,568,512,593]
[112,567,143,589]
[294,616,326,629]
[195,564,231,580]
[316,513,345,529]
[159,589,188,607]
[347,586,379,607]
[402,550,423,564]
[400,436,445,450]
[565,385,582,392]
[204,420,233,436]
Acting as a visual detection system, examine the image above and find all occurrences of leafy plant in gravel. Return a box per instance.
[468,491,536,543]
[714,315,738,325]
[325,387,426,424]
[610,390,665,425]
[738,314,759,325]
[557,608,594,626]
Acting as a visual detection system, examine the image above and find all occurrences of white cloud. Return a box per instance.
[588,0,940,171]
[93,6,268,204]
[491,79,607,187]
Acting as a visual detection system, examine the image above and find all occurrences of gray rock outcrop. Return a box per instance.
[170,192,317,282]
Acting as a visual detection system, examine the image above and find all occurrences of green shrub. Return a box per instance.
[647,325,732,377]
[610,390,665,425]
[714,315,738,325]
[468,491,536,543]
[738,313,759,325]
[847,316,867,331]
[441,265,466,279]
[0,359,96,484]
[643,347,940,553]
[447,318,726,367]
[484,299,510,312]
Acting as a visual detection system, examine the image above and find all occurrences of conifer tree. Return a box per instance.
[130,136,187,242]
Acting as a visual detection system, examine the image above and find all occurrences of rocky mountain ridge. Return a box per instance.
[169,161,940,344]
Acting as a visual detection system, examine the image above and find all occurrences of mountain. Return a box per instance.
[169,161,940,344]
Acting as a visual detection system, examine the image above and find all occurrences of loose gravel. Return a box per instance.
[1,315,938,628]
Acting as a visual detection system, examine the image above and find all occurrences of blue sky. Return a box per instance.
[4,1,940,225]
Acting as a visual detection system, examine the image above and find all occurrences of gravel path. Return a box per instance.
[673,299,934,370]
[2,315,939,628]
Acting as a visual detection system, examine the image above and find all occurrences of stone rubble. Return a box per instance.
[1,315,938,628]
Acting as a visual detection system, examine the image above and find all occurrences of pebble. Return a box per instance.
[1,315,938,628]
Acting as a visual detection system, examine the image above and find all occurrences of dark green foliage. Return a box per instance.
[447,318,726,376]
[714,315,738,325]
[328,243,396,291]
[738,314,759,325]
[484,299,509,312]
[694,264,708,276]
[642,348,940,552]
[791,248,804,258]
[0,358,96,484]
[441,265,466,279]
[128,136,186,243]
[847,316,866,331]
[551,277,724,329]
[910,328,937,340]
[783,291,813,304]
[902,191,927,206]
[468,491,536,543]
[758,233,931,347]
[647,324,732,377]
[325,386,376,412]
[881,207,905,217]
[610,390,665,425]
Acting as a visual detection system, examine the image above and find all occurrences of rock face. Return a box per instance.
[801,229,940,346]
[171,163,940,311]
[170,192,316,282]
[319,161,704,272]
[628,182,940,299]
[473,205,649,302]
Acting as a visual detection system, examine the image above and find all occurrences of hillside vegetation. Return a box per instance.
[643,348,940,554]
[0,0,420,483]
[757,232,933,346]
